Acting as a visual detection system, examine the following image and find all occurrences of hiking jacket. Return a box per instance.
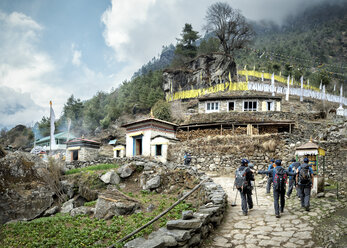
[267,163,274,177]
[237,165,254,186]
[258,166,296,182]
[288,162,299,180]
[297,163,314,186]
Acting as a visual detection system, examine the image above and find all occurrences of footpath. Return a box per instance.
[201,175,347,248]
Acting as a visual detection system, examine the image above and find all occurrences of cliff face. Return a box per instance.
[163,53,237,95]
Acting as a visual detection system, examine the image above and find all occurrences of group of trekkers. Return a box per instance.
[234,157,314,218]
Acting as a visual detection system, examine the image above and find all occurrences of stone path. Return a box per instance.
[202,176,316,248]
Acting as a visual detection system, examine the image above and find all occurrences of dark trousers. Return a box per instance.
[273,188,285,215]
[287,178,295,197]
[266,177,273,193]
[239,187,253,214]
[298,185,311,208]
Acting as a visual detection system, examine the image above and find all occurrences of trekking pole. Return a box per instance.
[254,182,259,206]
[231,189,238,207]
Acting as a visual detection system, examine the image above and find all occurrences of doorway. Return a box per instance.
[133,136,143,156]
[72,150,78,161]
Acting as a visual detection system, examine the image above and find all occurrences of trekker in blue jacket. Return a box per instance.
[297,157,314,211]
[266,159,275,194]
[286,159,300,198]
[258,160,296,218]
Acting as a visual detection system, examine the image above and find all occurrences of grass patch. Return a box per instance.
[84,201,97,207]
[0,194,195,248]
[65,164,119,175]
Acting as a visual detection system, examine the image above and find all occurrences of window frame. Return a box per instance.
[243,100,258,112]
[205,101,220,113]
[266,100,275,111]
[228,101,236,112]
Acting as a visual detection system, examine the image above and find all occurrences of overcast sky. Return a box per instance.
[0,0,331,129]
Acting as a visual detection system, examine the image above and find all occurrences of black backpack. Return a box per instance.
[235,167,248,189]
[299,165,311,185]
[273,167,287,191]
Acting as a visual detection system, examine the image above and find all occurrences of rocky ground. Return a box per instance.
[201,175,347,248]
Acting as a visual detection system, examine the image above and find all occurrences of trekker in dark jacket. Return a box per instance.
[258,160,296,218]
[266,159,275,194]
[235,159,254,216]
[297,157,314,211]
[287,159,300,198]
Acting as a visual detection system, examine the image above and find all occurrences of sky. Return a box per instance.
[0,0,330,129]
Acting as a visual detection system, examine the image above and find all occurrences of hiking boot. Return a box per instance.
[305,207,310,212]
[276,214,280,218]
[243,212,248,216]
[285,195,289,199]
[280,209,284,213]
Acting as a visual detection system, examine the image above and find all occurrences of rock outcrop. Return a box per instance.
[163,53,237,94]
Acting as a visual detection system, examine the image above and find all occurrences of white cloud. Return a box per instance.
[71,43,82,66]
[0,86,43,128]
[101,0,218,82]
[0,11,67,126]
[72,50,82,66]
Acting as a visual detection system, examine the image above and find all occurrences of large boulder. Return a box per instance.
[145,175,161,190]
[94,194,138,219]
[117,164,135,178]
[70,206,94,217]
[100,170,121,184]
[78,185,98,201]
[0,152,54,224]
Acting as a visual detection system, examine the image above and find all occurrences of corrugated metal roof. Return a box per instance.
[35,132,76,143]
[108,139,117,145]
[296,141,319,150]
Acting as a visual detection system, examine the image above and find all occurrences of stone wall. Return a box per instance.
[168,124,347,182]
[124,178,227,248]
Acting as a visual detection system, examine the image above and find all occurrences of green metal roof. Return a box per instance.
[35,131,76,144]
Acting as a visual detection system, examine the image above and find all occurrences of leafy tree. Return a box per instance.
[152,100,171,121]
[59,95,84,132]
[38,116,51,137]
[204,2,253,55]
[198,37,220,55]
[172,24,200,67]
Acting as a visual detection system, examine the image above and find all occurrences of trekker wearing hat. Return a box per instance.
[266,159,275,194]
[286,158,300,198]
[258,160,296,218]
[234,159,254,216]
[296,157,314,211]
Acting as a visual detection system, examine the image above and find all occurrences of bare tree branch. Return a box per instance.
[204,2,254,55]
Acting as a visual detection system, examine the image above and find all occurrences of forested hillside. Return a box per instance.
[236,1,347,90]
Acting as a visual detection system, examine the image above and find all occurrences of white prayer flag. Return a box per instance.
[286,75,290,101]
[319,81,322,90]
[50,101,56,150]
[271,73,275,96]
[291,76,293,85]
[340,85,343,107]
[300,76,304,102]
[334,84,336,92]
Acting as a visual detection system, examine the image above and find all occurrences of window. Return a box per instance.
[266,101,274,111]
[206,101,219,112]
[228,101,235,111]
[243,101,257,111]
[155,145,162,156]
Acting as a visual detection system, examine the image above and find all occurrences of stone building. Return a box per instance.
[122,118,178,162]
[113,144,126,158]
[66,138,101,162]
[198,95,282,114]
